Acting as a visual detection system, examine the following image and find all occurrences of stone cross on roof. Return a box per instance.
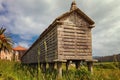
[70,0,77,11]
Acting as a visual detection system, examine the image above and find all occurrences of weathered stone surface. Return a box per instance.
[21,1,95,66]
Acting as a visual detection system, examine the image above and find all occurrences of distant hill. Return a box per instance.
[93,54,120,62]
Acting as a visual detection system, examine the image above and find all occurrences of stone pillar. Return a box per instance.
[75,61,81,70]
[87,62,93,74]
[57,62,62,78]
[66,61,70,71]
[42,63,46,73]
[49,63,55,72]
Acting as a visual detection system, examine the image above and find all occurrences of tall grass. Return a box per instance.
[0,60,120,80]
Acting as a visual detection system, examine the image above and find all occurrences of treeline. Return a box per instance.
[94,54,120,62]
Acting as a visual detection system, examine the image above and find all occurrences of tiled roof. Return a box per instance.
[13,46,27,51]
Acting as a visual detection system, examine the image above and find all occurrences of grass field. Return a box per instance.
[0,60,120,80]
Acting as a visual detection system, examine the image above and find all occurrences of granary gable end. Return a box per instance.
[55,1,95,28]
[54,1,95,61]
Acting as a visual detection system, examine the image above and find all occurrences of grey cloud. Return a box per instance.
[89,0,120,56]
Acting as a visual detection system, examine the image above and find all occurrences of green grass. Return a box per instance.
[0,60,120,80]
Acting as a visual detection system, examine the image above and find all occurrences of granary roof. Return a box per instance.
[13,46,27,51]
[21,1,95,58]
[55,1,94,25]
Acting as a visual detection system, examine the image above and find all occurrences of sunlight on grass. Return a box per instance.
[0,60,120,80]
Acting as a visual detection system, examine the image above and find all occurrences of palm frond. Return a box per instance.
[0,27,13,52]
[0,27,6,35]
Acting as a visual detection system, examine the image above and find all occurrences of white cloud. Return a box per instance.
[10,15,45,35]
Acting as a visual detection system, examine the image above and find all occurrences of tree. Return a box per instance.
[0,27,13,52]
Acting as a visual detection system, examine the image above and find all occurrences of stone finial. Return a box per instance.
[70,0,77,11]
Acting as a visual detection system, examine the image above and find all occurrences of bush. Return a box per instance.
[62,66,92,80]
[113,62,120,69]
[75,66,91,80]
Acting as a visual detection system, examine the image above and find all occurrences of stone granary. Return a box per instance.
[21,1,96,77]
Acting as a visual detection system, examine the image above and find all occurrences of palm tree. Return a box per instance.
[0,27,13,52]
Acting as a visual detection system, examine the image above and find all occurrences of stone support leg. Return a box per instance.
[66,61,70,71]
[49,63,55,72]
[57,62,62,78]
[42,63,46,73]
[75,61,81,70]
[87,62,93,74]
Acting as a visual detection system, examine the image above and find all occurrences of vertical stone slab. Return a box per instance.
[66,60,70,71]
[87,62,93,74]
[57,62,62,78]
[49,63,55,72]
[42,63,46,73]
[75,61,81,70]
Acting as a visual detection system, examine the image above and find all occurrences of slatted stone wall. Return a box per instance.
[22,25,58,63]
[39,26,58,62]
[21,44,38,63]
[57,12,92,61]
[22,11,93,63]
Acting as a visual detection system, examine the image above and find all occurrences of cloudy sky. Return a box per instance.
[0,0,120,56]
